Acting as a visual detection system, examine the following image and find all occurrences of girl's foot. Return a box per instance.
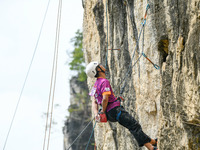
[144,143,158,150]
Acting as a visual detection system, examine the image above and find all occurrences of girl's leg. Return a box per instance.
[107,106,158,149]
[116,107,152,147]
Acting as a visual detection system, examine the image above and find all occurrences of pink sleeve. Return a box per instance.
[100,80,112,95]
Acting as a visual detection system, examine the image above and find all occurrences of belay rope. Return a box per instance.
[85,121,97,150]
[66,117,96,150]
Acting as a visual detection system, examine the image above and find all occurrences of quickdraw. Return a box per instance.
[142,4,150,26]
[142,52,160,70]
[117,1,153,96]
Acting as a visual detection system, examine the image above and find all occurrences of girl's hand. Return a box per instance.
[95,114,100,122]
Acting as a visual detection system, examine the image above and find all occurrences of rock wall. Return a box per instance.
[83,0,200,150]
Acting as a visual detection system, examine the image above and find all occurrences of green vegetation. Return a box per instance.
[75,90,88,103]
[68,107,82,113]
[67,29,89,113]
[69,29,87,82]
[66,30,94,150]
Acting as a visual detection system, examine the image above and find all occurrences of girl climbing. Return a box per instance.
[86,61,158,150]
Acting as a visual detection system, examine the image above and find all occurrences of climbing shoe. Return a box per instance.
[153,146,159,150]
[152,138,158,147]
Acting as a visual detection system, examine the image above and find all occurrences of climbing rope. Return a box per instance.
[66,117,95,150]
[118,4,150,96]
[140,0,159,69]
[85,121,97,150]
[3,1,51,149]
[105,0,109,70]
[42,0,62,150]
[118,2,160,96]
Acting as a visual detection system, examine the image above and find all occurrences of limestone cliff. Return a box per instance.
[83,0,200,150]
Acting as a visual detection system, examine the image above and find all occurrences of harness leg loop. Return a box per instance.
[116,111,122,121]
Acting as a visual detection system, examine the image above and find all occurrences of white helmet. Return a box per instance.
[86,61,99,78]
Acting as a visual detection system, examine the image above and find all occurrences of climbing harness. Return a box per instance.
[117,96,124,101]
[116,111,122,121]
[107,96,124,105]
[3,0,51,150]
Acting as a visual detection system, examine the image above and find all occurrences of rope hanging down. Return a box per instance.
[118,1,160,96]
[85,121,97,150]
[3,0,51,149]
[66,117,95,150]
[43,0,62,150]
[105,0,109,70]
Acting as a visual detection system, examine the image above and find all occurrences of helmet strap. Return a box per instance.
[97,65,105,73]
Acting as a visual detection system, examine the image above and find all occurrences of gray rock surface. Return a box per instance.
[83,0,200,149]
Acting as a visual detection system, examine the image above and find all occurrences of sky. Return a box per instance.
[0,0,83,150]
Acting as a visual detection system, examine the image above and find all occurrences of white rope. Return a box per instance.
[43,0,62,149]
[3,0,51,149]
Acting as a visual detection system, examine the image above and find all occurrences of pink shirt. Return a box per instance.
[89,78,120,112]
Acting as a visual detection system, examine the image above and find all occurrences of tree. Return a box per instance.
[69,29,87,82]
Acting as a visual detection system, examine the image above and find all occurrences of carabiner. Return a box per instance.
[142,52,147,58]
[153,64,160,70]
